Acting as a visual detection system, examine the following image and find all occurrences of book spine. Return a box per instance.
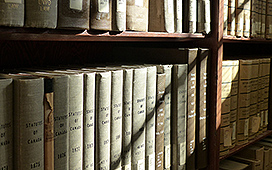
[224,0,229,36]
[122,69,133,170]
[251,0,258,37]
[204,0,211,33]
[83,73,96,170]
[228,0,236,35]
[184,0,197,33]
[111,70,123,169]
[53,75,69,170]
[145,66,156,170]
[44,78,54,170]
[132,67,147,169]
[148,0,166,32]
[262,58,270,131]
[0,0,24,27]
[112,0,126,31]
[164,0,175,33]
[230,60,239,148]
[155,73,166,170]
[68,74,84,170]
[237,60,251,145]
[171,64,187,170]
[261,0,267,38]
[58,0,90,29]
[25,0,57,28]
[197,0,205,33]
[95,71,111,170]
[243,0,251,37]
[162,65,172,170]
[236,0,245,37]
[14,78,44,170]
[267,0,272,39]
[90,0,111,30]
[175,0,183,33]
[126,0,149,31]
[186,49,197,169]
[257,0,262,37]
[257,59,263,135]
[0,78,13,170]
[196,49,208,169]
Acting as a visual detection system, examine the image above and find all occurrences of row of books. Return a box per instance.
[220,58,271,156]
[220,135,272,170]
[0,0,211,33]
[0,48,209,170]
[223,0,272,38]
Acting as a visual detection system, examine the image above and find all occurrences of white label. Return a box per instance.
[244,119,249,136]
[135,0,143,7]
[269,24,272,33]
[123,163,131,170]
[117,0,126,12]
[261,111,264,127]
[164,145,171,169]
[179,142,185,166]
[137,159,145,170]
[232,122,236,140]
[265,110,269,125]
[224,127,232,147]
[70,0,83,10]
[148,154,155,170]
[98,0,109,13]
[176,0,182,19]
[4,0,21,3]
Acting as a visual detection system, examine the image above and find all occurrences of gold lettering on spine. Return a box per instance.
[38,0,52,11]
[7,3,19,9]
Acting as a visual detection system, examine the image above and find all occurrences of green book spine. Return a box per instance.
[0,0,24,27]
[25,0,57,28]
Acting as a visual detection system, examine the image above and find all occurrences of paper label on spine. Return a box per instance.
[244,119,249,136]
[251,116,261,133]
[164,145,171,168]
[176,0,182,19]
[261,111,264,127]
[4,0,21,3]
[98,0,109,13]
[135,0,143,6]
[70,0,83,10]
[117,0,126,12]
[223,127,232,146]
[123,163,131,170]
[148,153,155,169]
[265,110,268,125]
[137,159,145,170]
[179,142,185,165]
[232,122,236,140]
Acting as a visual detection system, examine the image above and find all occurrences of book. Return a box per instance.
[95,70,111,170]
[58,0,90,29]
[0,0,24,27]
[236,0,245,37]
[230,156,262,170]
[261,58,270,132]
[83,71,96,170]
[25,0,57,28]
[197,0,211,33]
[219,159,250,169]
[162,65,172,170]
[223,0,228,36]
[0,78,13,170]
[131,67,147,169]
[171,64,187,170]
[237,59,251,145]
[228,0,236,36]
[243,0,250,37]
[175,0,183,33]
[251,0,260,37]
[12,75,45,170]
[90,0,111,31]
[112,0,126,31]
[148,0,175,33]
[257,0,262,37]
[260,0,267,38]
[145,66,156,170]
[122,68,133,170]
[110,69,123,169]
[183,0,197,33]
[182,48,197,169]
[196,48,208,168]
[266,0,272,39]
[155,73,166,170]
[126,0,149,31]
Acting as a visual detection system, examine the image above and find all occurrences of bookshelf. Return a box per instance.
[1,0,271,169]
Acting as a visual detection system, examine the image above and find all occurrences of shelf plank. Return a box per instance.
[0,27,206,42]
[223,36,272,43]
[219,130,272,160]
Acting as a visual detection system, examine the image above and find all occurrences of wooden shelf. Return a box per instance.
[223,36,272,43]
[219,130,272,160]
[0,27,207,42]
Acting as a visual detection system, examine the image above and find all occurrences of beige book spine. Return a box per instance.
[0,0,24,27]
[228,0,236,35]
[95,71,111,170]
[122,69,133,169]
[171,64,187,170]
[14,77,44,170]
[112,0,126,31]
[251,0,259,37]
[145,66,156,170]
[164,0,175,33]
[261,0,267,38]
[162,65,172,170]
[257,0,262,37]
[197,0,205,33]
[84,72,96,170]
[175,0,182,33]
[90,0,111,30]
[243,0,251,37]
[257,59,263,135]
[261,58,270,131]
[0,78,13,170]
[183,0,197,33]
[110,70,124,169]
[224,0,229,36]
[236,0,245,37]
[266,0,272,39]
[132,67,147,169]
[126,0,149,31]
